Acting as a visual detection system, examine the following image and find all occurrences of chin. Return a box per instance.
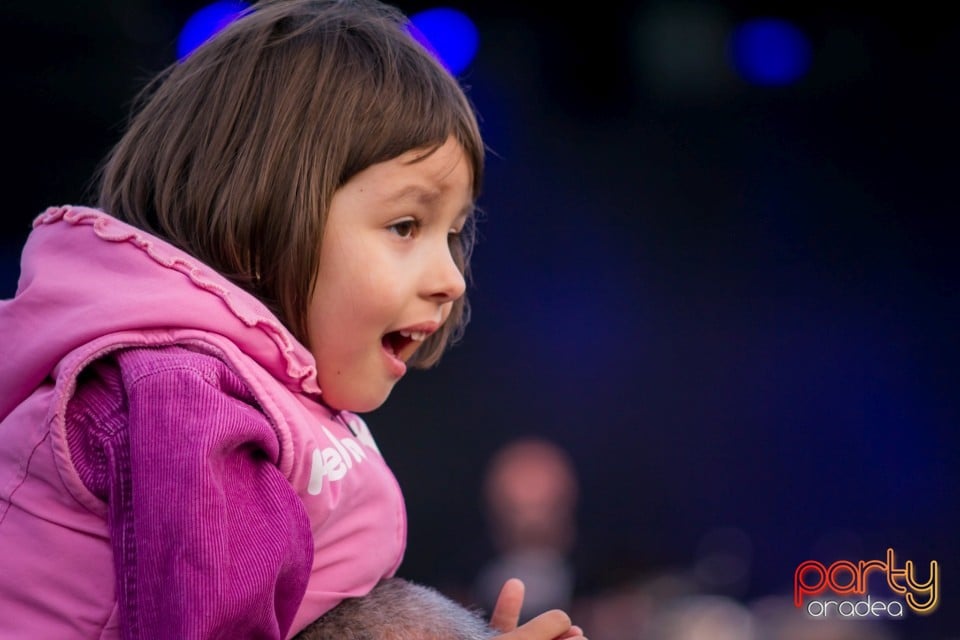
[322,385,393,414]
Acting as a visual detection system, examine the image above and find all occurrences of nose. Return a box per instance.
[424,243,466,303]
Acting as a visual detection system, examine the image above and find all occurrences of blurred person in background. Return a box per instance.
[473,437,580,623]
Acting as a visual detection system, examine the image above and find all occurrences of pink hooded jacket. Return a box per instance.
[0,206,407,638]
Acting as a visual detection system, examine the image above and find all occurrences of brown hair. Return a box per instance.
[96,0,484,368]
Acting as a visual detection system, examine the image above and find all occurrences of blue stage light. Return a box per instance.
[729,18,811,86]
[177,1,250,61]
[409,7,479,75]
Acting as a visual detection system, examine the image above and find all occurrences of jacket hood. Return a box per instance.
[0,205,320,422]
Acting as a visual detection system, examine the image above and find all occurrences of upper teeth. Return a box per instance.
[399,330,427,341]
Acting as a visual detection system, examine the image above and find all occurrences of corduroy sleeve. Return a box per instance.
[69,346,314,640]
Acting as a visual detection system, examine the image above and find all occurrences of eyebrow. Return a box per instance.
[389,184,475,219]
[389,184,442,204]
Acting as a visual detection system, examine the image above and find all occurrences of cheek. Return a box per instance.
[308,237,402,347]
[304,303,331,367]
[353,265,405,311]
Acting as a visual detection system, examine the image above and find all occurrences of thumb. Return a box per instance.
[489,578,525,632]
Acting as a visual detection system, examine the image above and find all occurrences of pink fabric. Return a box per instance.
[0,206,408,638]
[0,205,320,426]
[67,346,312,638]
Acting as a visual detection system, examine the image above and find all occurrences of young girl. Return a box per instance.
[0,0,585,638]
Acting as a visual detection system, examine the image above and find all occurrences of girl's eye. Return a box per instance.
[389,219,419,238]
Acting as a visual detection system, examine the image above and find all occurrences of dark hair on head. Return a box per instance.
[96,0,484,368]
[294,577,495,639]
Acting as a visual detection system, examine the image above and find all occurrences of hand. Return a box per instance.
[489,578,587,640]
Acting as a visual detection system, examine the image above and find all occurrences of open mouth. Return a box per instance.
[381,329,428,363]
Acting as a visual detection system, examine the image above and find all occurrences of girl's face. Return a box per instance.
[306,136,473,412]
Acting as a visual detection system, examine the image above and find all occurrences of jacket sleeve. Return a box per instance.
[72,346,313,639]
